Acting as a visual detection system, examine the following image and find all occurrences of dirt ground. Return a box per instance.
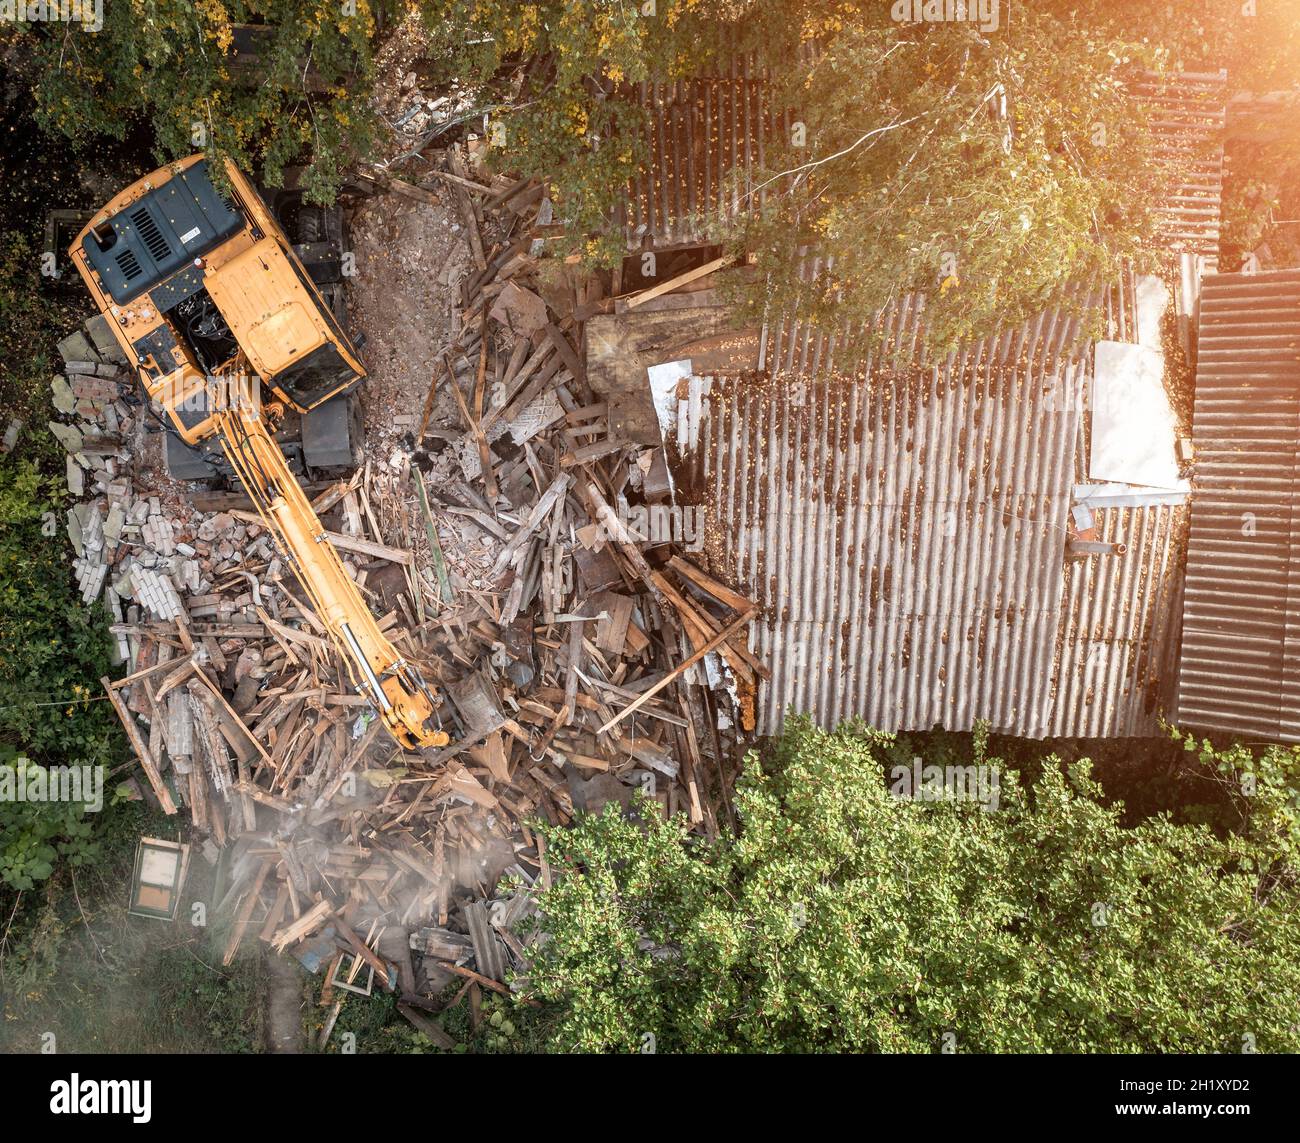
[264,951,306,1053]
[346,190,470,454]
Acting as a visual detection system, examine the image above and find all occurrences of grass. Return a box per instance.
[0,799,272,1054]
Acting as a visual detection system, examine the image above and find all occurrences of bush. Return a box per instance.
[522,718,1300,1053]
[0,459,117,767]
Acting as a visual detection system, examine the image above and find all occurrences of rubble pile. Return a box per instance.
[53,151,763,1047]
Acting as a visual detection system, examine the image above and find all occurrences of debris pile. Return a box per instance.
[51,151,764,1043]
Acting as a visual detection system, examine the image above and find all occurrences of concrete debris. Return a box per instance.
[142,515,176,555]
[51,376,77,414]
[48,420,84,454]
[488,279,549,334]
[130,566,185,622]
[74,556,107,604]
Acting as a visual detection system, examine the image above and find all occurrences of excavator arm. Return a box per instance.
[215,392,449,751]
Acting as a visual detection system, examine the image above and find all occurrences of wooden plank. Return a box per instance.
[448,151,487,270]
[222,859,271,965]
[331,913,392,988]
[544,322,586,386]
[560,437,627,468]
[431,959,515,997]
[591,592,634,655]
[482,175,536,212]
[361,168,440,207]
[109,655,184,691]
[324,530,413,566]
[621,255,731,310]
[415,359,442,443]
[667,554,756,614]
[463,899,506,982]
[102,676,177,814]
[190,668,276,769]
[471,315,498,497]
[423,166,491,196]
[492,474,571,576]
[397,1002,459,1050]
[412,465,454,607]
[651,569,762,683]
[596,610,756,734]
[270,898,333,953]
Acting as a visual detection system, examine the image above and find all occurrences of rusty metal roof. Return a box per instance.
[674,302,1092,738]
[1177,269,1300,742]
[631,67,1224,738]
[664,275,1194,739]
[622,67,1226,258]
[1135,71,1227,261]
[620,57,788,251]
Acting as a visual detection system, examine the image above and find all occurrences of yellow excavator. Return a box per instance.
[70,154,449,751]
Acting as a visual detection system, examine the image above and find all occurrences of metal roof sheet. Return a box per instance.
[664,280,1192,739]
[674,302,1090,737]
[1177,269,1300,741]
[621,57,787,251]
[628,65,1224,738]
[1134,71,1227,261]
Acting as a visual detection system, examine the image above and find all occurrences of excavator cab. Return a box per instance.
[69,154,365,478]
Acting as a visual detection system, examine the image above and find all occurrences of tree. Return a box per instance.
[724,3,1256,352]
[523,717,1300,1053]
[10,0,383,203]
[410,0,730,264]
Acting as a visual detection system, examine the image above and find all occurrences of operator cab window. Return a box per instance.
[272,342,358,408]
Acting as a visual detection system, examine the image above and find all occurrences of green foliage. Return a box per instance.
[11,1,384,204]
[524,717,1300,1053]
[0,750,102,892]
[0,459,117,766]
[728,3,1224,352]
[1169,726,1300,868]
[0,224,120,894]
[328,974,553,1054]
[0,232,82,449]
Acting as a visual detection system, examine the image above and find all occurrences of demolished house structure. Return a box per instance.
[605,67,1300,744]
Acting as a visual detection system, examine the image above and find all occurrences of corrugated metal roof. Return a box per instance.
[1051,500,1187,736]
[663,278,1194,739]
[1134,71,1227,261]
[620,57,788,250]
[674,302,1090,737]
[628,65,1224,739]
[1047,267,1189,738]
[1177,270,1300,742]
[623,67,1226,259]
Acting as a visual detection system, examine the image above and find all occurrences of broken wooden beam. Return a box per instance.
[102,676,177,814]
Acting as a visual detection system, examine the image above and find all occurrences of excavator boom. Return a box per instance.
[216,391,448,751]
